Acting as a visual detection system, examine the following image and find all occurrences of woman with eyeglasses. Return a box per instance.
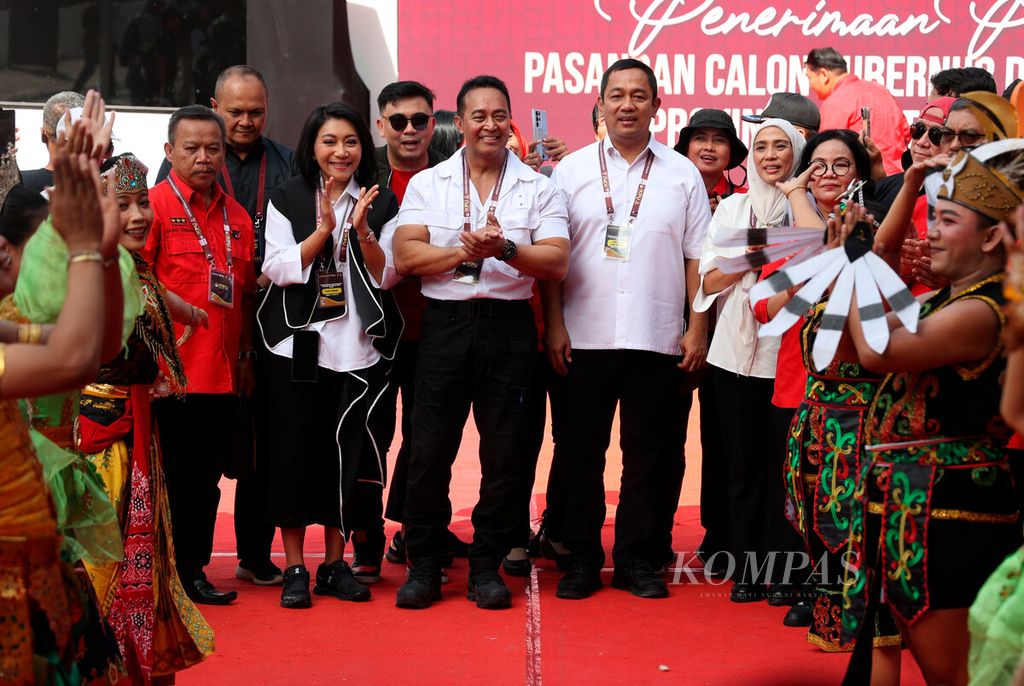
[258,101,403,610]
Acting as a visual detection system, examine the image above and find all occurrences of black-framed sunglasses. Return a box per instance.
[937,128,987,148]
[811,159,853,177]
[387,113,432,131]
[909,120,943,142]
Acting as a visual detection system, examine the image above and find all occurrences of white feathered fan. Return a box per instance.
[710,181,920,371]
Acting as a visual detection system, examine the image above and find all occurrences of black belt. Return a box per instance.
[427,297,528,319]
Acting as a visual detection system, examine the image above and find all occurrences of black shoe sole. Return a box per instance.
[312,586,371,602]
[186,591,238,606]
[610,577,669,598]
[395,588,441,609]
[280,596,312,609]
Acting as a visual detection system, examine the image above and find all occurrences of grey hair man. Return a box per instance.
[21,91,86,193]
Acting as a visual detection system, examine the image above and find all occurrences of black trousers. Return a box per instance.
[537,364,569,542]
[154,393,237,581]
[382,339,418,524]
[233,345,276,565]
[712,368,803,585]
[403,299,536,571]
[697,369,731,559]
[560,349,691,569]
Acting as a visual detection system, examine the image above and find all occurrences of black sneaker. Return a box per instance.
[385,531,407,564]
[730,582,768,603]
[611,559,669,599]
[555,558,602,600]
[313,560,371,602]
[396,566,443,609]
[280,565,312,609]
[467,570,512,609]
[236,559,284,586]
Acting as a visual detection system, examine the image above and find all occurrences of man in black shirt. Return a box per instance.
[157,65,294,586]
[21,91,85,193]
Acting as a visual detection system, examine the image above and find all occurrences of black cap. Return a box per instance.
[673,108,748,169]
[741,93,821,132]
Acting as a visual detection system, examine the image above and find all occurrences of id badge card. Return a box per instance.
[316,269,346,310]
[208,267,235,308]
[453,259,482,285]
[603,222,632,260]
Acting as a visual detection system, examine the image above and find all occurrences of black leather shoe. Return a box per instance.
[784,599,814,627]
[611,559,669,598]
[313,560,370,602]
[396,566,443,609]
[555,558,602,600]
[502,554,532,577]
[730,582,767,603]
[280,565,312,609]
[467,570,512,609]
[767,585,798,607]
[185,578,238,605]
[385,531,407,564]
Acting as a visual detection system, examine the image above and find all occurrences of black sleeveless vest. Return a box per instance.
[256,176,403,360]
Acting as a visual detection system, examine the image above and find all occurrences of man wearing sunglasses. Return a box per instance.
[367,81,468,581]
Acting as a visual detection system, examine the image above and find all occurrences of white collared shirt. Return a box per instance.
[551,136,711,355]
[261,178,399,373]
[396,150,569,301]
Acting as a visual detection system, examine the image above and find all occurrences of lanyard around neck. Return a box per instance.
[167,175,232,271]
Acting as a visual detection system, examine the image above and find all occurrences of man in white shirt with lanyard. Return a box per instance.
[392,75,569,610]
[543,59,712,600]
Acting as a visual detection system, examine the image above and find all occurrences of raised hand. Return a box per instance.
[49,125,104,252]
[352,184,381,238]
[317,176,336,235]
[776,159,819,198]
[79,89,116,161]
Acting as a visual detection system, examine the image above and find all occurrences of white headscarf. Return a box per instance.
[746,118,805,227]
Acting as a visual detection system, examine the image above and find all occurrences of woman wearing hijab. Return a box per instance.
[693,118,805,602]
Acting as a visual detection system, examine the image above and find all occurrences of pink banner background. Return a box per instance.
[397,1,1024,151]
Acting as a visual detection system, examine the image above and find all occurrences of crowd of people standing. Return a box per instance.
[3,46,1024,685]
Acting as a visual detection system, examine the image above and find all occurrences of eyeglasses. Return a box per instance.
[937,128,987,148]
[810,159,853,177]
[387,113,432,131]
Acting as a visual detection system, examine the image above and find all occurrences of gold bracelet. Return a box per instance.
[785,186,808,197]
[67,250,104,266]
[17,323,42,344]
[0,342,6,379]
[358,233,377,244]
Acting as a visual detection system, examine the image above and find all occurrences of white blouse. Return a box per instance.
[692,193,781,379]
[261,178,399,373]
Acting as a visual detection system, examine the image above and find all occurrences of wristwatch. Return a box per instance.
[497,239,518,262]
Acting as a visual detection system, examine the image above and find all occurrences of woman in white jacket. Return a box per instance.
[692,118,805,603]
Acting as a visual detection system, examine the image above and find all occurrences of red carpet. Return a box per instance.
[177,402,928,685]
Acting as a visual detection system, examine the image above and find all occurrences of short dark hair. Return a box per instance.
[797,129,873,192]
[214,65,269,100]
[456,75,511,116]
[930,67,997,97]
[376,81,435,112]
[0,184,48,248]
[294,101,378,189]
[592,103,600,132]
[805,47,848,73]
[167,105,226,145]
[600,59,658,98]
[1004,78,1023,101]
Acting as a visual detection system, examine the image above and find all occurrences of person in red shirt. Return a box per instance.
[141,104,256,606]
[804,47,910,176]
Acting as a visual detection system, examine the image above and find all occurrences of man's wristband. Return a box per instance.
[238,350,258,361]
